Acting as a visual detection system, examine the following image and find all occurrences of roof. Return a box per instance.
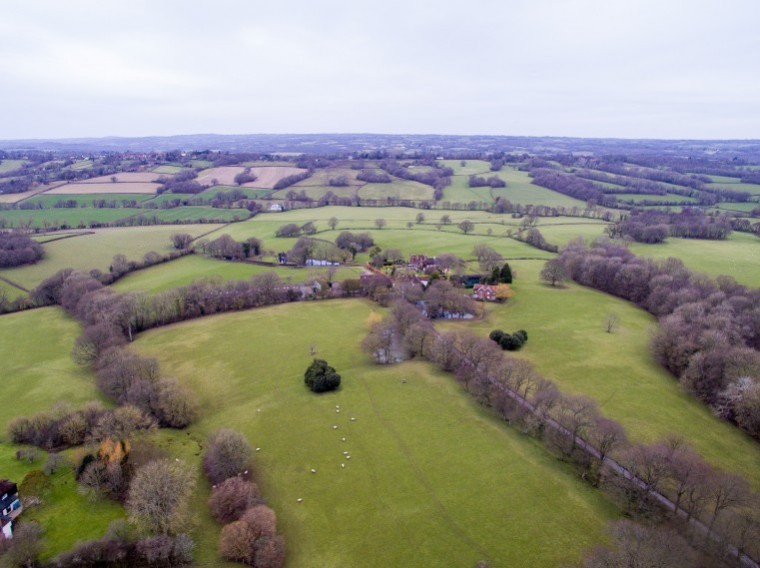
[0,480,16,496]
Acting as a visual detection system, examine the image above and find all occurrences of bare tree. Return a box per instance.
[604,313,620,333]
[126,459,196,535]
[539,259,567,287]
[374,218,387,230]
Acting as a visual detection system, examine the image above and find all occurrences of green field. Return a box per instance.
[532,220,610,247]
[271,185,359,201]
[358,179,434,202]
[442,260,760,488]
[707,181,760,195]
[292,168,363,187]
[152,165,185,174]
[441,175,494,204]
[490,168,587,208]
[65,160,94,171]
[629,232,760,287]
[615,193,698,204]
[0,159,28,173]
[0,309,123,559]
[197,186,273,199]
[439,159,492,176]
[24,193,155,208]
[134,300,617,567]
[144,192,196,205]
[0,224,224,290]
[0,207,142,229]
[134,206,249,223]
[112,255,364,294]
[0,278,27,300]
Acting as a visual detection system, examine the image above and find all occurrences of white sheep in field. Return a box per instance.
[311,468,317,473]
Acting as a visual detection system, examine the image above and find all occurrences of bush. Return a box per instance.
[489,329,528,351]
[203,429,252,485]
[304,359,341,393]
[209,477,261,524]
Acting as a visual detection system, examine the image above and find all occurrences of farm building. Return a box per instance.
[0,480,21,539]
[473,284,498,302]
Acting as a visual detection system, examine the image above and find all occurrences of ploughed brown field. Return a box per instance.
[244,166,307,188]
[197,166,307,188]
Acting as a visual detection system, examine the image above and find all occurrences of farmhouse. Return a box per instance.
[473,284,498,302]
[0,480,21,539]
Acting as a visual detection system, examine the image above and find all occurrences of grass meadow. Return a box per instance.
[134,300,618,567]
[441,260,760,488]
[0,308,123,560]
[0,159,28,173]
[0,207,144,229]
[490,168,587,207]
[25,193,155,207]
[0,224,224,290]
[629,232,760,287]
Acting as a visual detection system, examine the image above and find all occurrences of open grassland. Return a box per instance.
[135,300,617,567]
[629,232,760,287]
[0,207,142,229]
[245,166,309,189]
[0,224,224,290]
[25,193,155,207]
[358,179,434,202]
[442,175,494,203]
[0,309,123,559]
[152,165,185,174]
[0,159,28,173]
[271,185,358,200]
[135,206,249,223]
[615,193,699,204]
[146,192,196,205]
[292,168,362,187]
[707,181,760,195]
[0,309,103,433]
[439,159,491,176]
[491,168,587,207]
[65,160,94,171]
[112,255,364,294]
[533,220,610,247]
[79,172,166,184]
[47,182,161,195]
[442,260,760,488]
[714,202,760,213]
[197,185,272,199]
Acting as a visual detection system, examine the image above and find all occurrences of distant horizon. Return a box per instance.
[3,131,760,144]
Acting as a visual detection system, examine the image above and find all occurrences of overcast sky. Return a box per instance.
[2,0,759,140]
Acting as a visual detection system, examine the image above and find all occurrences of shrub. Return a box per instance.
[209,477,261,524]
[203,429,252,484]
[219,520,257,564]
[489,329,528,351]
[126,459,196,535]
[304,359,341,393]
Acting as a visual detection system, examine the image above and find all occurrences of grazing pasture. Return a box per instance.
[46,182,161,194]
[291,167,362,187]
[197,185,272,199]
[444,260,760,488]
[25,193,155,207]
[358,179,434,202]
[0,207,142,229]
[270,185,358,201]
[0,159,28,173]
[491,168,588,207]
[133,206,249,223]
[439,159,492,176]
[0,224,224,290]
[533,220,610,247]
[135,300,617,568]
[152,165,185,174]
[629,232,760,286]
[0,309,124,560]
